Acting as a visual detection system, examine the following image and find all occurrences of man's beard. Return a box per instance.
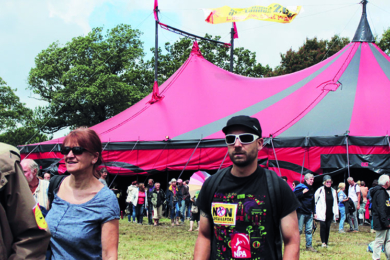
[229,149,257,167]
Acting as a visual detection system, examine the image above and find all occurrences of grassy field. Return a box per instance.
[118,217,386,259]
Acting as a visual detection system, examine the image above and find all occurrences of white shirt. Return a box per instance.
[33,179,50,210]
[348,183,360,202]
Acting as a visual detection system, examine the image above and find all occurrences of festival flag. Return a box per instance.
[203,3,302,24]
[233,22,238,39]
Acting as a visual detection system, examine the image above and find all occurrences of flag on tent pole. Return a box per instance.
[233,22,238,39]
[203,4,302,24]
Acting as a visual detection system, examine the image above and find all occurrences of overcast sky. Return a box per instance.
[1,0,388,137]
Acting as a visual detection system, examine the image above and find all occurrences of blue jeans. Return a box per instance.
[132,205,137,222]
[339,206,346,231]
[147,203,153,224]
[180,200,186,222]
[136,204,145,224]
[170,201,180,219]
[297,212,313,247]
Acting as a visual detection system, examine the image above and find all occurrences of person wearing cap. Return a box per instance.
[166,178,182,226]
[314,175,339,248]
[194,115,301,260]
[177,178,190,224]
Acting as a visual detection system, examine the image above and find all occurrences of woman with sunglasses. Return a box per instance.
[46,128,120,260]
[314,175,339,248]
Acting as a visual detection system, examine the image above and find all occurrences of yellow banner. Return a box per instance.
[204,3,302,24]
[211,202,237,225]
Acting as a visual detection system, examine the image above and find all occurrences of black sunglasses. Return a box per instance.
[225,133,259,146]
[60,146,88,155]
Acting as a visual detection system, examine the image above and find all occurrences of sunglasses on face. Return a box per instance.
[225,133,259,146]
[60,146,88,155]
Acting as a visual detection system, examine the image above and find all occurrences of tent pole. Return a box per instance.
[270,136,282,176]
[154,5,159,82]
[300,148,306,183]
[230,23,234,72]
[346,135,350,178]
[178,139,202,179]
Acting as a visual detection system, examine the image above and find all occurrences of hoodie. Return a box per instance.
[294,182,315,215]
[371,185,390,230]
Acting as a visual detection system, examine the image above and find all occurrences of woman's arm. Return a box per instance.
[102,219,119,260]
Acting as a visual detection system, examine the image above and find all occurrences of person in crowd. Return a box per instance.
[281,176,288,182]
[126,181,139,223]
[293,173,317,252]
[166,178,182,226]
[151,182,166,226]
[371,174,390,260]
[184,180,192,220]
[195,115,300,259]
[99,167,108,187]
[44,172,51,181]
[0,142,51,259]
[347,177,361,232]
[177,179,189,224]
[132,183,147,224]
[359,180,368,225]
[368,179,379,233]
[314,175,339,248]
[337,183,349,233]
[292,180,300,191]
[146,179,155,225]
[188,191,200,232]
[21,159,50,213]
[46,128,120,259]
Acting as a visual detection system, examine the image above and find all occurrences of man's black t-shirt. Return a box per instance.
[198,166,300,260]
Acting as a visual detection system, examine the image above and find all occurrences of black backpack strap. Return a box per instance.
[264,169,283,260]
[48,175,67,208]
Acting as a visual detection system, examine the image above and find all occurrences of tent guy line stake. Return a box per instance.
[217,150,229,173]
[178,138,202,179]
[270,136,282,176]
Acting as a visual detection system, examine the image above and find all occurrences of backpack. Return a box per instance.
[354,184,363,204]
[202,166,283,260]
[48,175,67,208]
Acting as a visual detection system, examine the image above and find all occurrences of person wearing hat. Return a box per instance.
[314,175,339,248]
[194,115,301,260]
[166,178,182,226]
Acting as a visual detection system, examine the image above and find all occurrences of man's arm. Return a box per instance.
[194,213,212,260]
[280,210,300,260]
[102,219,119,260]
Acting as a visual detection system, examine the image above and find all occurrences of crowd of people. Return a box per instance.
[2,115,390,260]
[125,178,199,230]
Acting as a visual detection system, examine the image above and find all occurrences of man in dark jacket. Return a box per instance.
[293,173,317,252]
[178,179,190,224]
[371,174,390,260]
[146,179,155,225]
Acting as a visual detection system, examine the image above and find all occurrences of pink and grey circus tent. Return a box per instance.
[20,2,390,183]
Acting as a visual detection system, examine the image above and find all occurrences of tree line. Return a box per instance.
[1,24,389,146]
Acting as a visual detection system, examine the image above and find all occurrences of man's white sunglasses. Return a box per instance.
[225,133,259,146]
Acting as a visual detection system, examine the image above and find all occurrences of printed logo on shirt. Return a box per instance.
[211,202,237,225]
[386,200,390,207]
[231,233,251,258]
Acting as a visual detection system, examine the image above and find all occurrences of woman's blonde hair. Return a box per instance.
[337,183,345,193]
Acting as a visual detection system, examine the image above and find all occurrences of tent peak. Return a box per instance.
[190,41,203,57]
[352,0,375,42]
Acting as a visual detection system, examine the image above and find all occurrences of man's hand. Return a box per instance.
[302,189,308,194]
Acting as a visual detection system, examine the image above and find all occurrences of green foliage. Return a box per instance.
[377,27,390,55]
[269,35,350,77]
[0,127,51,147]
[28,24,151,133]
[149,34,272,84]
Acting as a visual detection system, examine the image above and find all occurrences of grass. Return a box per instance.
[118,217,386,259]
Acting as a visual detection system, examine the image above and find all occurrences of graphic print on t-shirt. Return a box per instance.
[212,192,267,259]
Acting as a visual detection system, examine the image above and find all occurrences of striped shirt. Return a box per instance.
[33,179,50,210]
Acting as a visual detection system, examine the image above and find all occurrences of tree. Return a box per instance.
[28,24,151,134]
[377,27,390,55]
[149,34,272,84]
[269,35,350,77]
[0,77,50,146]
